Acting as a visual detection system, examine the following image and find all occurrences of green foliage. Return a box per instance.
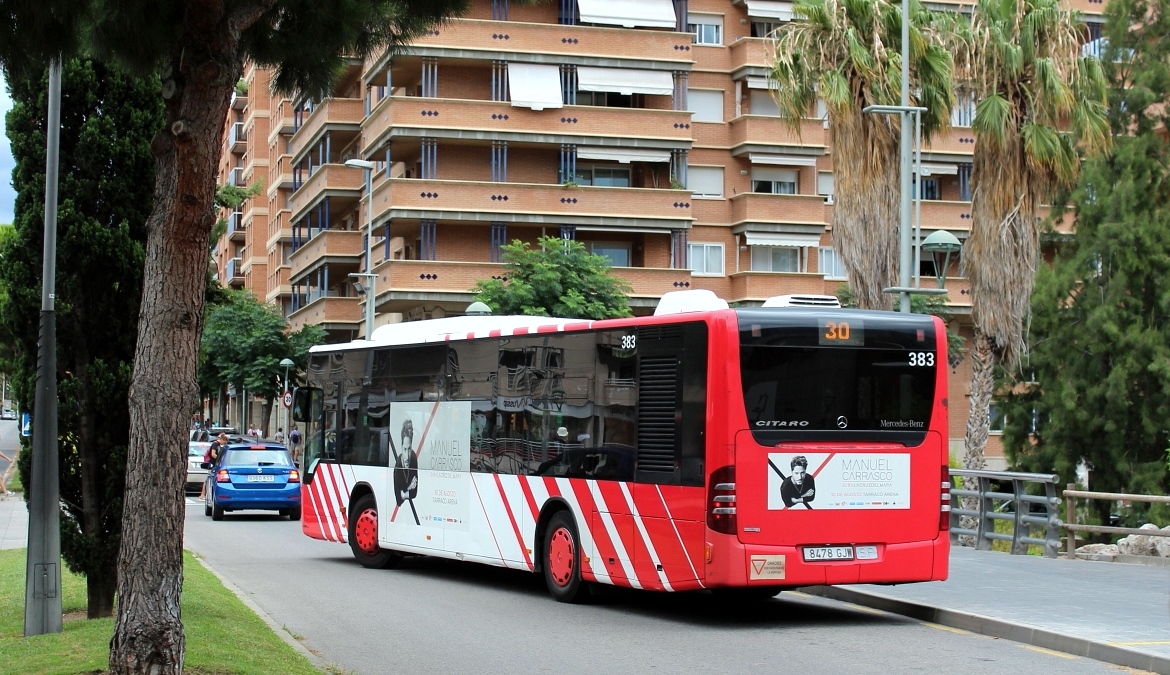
[211,181,264,249]
[235,78,249,96]
[473,236,634,320]
[0,59,162,613]
[200,291,325,406]
[998,0,1170,526]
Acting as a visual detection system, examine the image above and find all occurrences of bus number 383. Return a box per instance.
[909,352,935,366]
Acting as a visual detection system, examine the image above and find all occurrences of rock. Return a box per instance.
[1076,543,1119,556]
[1156,526,1170,558]
[1118,523,1161,556]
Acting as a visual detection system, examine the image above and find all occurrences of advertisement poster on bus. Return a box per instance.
[387,401,471,531]
[766,452,911,510]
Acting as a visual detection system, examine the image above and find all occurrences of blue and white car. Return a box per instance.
[203,442,301,521]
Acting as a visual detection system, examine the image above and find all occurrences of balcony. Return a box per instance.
[288,163,364,223]
[727,271,831,304]
[289,229,364,283]
[925,125,976,156]
[729,192,829,226]
[226,211,244,241]
[366,19,693,85]
[363,97,693,155]
[729,37,774,75]
[289,98,365,163]
[729,115,827,153]
[229,122,247,153]
[227,166,244,187]
[226,257,244,284]
[370,178,693,229]
[918,200,972,230]
[231,91,248,111]
[369,259,702,313]
[288,295,361,332]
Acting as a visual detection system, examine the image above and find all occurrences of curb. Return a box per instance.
[802,585,1170,675]
[188,549,329,672]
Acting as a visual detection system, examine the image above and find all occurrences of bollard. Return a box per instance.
[1066,483,1076,559]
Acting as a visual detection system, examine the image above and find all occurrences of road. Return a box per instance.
[183,502,1128,675]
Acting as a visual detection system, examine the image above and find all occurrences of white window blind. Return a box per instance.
[687,166,724,197]
[749,90,780,116]
[688,242,724,275]
[689,89,724,122]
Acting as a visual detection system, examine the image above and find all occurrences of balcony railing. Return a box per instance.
[289,98,364,160]
[226,257,243,281]
[729,192,829,226]
[289,229,364,281]
[288,295,361,332]
[227,167,244,187]
[229,122,247,152]
[727,271,830,303]
[364,97,694,153]
[227,211,244,240]
[729,116,827,152]
[288,164,364,221]
[729,37,775,72]
[370,178,694,226]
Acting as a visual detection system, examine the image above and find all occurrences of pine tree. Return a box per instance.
[999,0,1170,525]
[0,2,467,672]
[1,59,162,617]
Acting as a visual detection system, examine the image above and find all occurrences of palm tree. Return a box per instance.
[770,0,957,309]
[961,0,1109,471]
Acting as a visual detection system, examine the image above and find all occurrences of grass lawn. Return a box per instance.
[4,469,19,494]
[0,548,321,674]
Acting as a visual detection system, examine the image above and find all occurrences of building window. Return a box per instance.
[751,246,801,272]
[688,242,724,275]
[575,166,631,187]
[958,163,972,201]
[951,91,975,127]
[818,247,847,279]
[575,91,634,108]
[749,90,780,116]
[687,166,724,197]
[751,20,782,37]
[688,14,723,45]
[916,176,940,201]
[989,402,1006,433]
[586,242,631,267]
[751,167,798,194]
[688,89,724,123]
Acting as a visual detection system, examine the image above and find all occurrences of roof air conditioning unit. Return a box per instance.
[762,294,841,308]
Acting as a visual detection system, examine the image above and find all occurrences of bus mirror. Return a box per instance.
[292,387,317,423]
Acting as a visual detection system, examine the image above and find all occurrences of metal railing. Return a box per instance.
[949,469,1063,558]
[1063,486,1170,558]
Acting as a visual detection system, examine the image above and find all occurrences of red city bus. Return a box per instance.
[292,291,950,602]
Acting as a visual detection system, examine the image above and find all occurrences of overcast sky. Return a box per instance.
[0,71,14,224]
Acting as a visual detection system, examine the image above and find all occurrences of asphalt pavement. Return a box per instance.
[0,491,1167,673]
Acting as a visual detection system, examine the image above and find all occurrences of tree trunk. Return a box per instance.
[260,398,273,438]
[959,329,996,545]
[110,16,244,673]
[87,559,117,618]
[77,359,115,618]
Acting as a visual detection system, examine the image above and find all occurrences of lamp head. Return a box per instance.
[921,230,962,289]
[465,301,492,316]
[345,158,375,171]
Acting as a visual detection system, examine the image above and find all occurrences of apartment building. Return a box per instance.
[212,0,1104,464]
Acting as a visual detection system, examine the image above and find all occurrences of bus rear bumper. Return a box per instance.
[706,535,949,588]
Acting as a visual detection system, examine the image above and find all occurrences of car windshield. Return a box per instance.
[224,449,292,467]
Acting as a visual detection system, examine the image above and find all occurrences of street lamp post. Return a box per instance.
[345,159,378,339]
[279,357,295,438]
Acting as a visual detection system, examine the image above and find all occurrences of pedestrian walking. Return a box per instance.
[288,424,302,465]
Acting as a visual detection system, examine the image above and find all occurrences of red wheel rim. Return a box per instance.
[355,508,379,555]
[548,526,575,587]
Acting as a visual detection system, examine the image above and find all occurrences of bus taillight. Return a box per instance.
[940,466,951,531]
[707,465,737,534]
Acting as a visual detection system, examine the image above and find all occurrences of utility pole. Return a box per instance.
[25,57,63,637]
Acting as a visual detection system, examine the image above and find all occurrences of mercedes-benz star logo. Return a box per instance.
[837,416,849,429]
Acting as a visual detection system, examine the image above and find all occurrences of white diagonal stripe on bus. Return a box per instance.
[587,480,640,589]
[656,485,705,588]
[321,464,350,542]
[305,471,335,541]
[553,478,614,586]
[498,476,537,562]
[620,482,673,592]
[469,473,509,565]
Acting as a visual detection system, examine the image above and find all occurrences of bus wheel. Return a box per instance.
[543,511,588,603]
[348,494,401,569]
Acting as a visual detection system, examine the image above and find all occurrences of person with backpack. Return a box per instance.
[199,433,230,499]
[288,425,302,465]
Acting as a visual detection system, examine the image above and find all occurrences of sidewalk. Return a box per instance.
[806,544,1170,674]
[0,492,28,550]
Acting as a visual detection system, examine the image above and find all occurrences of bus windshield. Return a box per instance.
[737,309,937,445]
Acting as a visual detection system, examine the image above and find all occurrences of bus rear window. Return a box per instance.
[738,311,937,445]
